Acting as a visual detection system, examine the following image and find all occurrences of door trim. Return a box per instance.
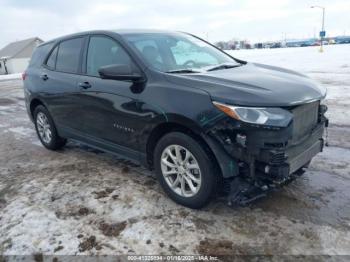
[59,125,143,163]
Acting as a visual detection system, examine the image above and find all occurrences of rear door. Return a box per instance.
[41,37,85,131]
[76,35,144,158]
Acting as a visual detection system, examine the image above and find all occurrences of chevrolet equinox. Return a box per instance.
[23,30,328,208]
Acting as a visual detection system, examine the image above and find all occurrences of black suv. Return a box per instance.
[23,30,328,208]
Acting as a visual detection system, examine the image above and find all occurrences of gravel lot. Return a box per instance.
[0,44,350,258]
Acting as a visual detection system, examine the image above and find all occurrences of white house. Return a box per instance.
[0,37,43,75]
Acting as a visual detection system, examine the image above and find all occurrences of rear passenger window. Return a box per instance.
[56,38,83,73]
[46,46,58,69]
[86,36,132,77]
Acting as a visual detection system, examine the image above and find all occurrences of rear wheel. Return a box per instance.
[154,132,217,208]
[34,105,66,150]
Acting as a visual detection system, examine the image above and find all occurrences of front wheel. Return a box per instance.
[34,105,66,150]
[154,132,217,209]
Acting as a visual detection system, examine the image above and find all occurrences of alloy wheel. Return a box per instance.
[36,112,52,144]
[160,144,202,197]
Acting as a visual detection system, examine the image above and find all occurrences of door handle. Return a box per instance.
[40,74,49,81]
[78,81,92,89]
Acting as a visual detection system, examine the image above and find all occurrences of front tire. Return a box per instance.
[34,105,66,150]
[154,132,217,209]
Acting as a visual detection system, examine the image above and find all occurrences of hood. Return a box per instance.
[165,63,326,107]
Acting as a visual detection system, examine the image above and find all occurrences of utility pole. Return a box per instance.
[311,5,325,52]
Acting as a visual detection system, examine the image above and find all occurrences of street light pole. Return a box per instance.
[311,5,325,52]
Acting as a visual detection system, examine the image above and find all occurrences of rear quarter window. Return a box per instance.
[28,43,54,68]
[45,46,58,69]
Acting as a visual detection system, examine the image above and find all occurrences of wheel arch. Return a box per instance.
[145,115,239,178]
[146,121,212,164]
[29,98,46,119]
[145,120,223,177]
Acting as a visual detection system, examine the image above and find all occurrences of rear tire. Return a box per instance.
[154,132,217,209]
[34,105,66,150]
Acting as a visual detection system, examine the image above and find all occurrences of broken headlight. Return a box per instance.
[213,101,293,127]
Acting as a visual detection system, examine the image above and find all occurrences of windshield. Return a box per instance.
[123,33,240,73]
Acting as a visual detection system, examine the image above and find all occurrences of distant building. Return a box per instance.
[0,37,43,75]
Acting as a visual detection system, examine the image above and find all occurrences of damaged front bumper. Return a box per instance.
[205,102,328,205]
[226,122,326,206]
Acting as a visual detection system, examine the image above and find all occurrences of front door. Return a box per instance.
[76,35,144,159]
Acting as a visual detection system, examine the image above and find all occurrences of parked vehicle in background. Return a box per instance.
[270,42,282,48]
[335,36,350,44]
[23,30,328,208]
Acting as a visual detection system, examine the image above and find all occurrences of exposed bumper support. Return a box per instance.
[227,169,305,206]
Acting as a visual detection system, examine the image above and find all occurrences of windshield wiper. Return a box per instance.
[166,69,201,74]
[205,63,242,72]
[166,63,242,74]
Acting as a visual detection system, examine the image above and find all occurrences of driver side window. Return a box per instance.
[86,36,133,77]
[170,40,218,67]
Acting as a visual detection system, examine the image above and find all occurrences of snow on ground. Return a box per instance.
[0,44,350,257]
[0,73,22,82]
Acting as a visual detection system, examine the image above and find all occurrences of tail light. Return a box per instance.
[22,71,27,80]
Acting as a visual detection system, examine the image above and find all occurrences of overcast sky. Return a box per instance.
[1,0,349,47]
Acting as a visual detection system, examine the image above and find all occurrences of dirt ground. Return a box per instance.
[0,61,350,258]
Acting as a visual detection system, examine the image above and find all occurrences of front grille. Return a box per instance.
[290,101,319,142]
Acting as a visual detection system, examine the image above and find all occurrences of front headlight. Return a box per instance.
[213,101,293,127]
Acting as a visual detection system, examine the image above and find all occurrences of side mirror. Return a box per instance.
[98,64,143,82]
